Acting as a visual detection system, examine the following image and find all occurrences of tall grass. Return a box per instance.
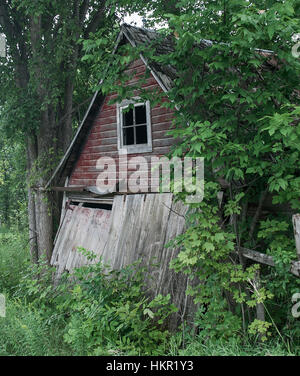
[0,228,30,293]
[0,227,70,356]
[0,299,70,356]
[168,333,298,356]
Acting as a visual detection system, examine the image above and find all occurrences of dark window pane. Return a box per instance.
[123,108,133,126]
[136,125,148,144]
[123,127,134,145]
[135,105,147,124]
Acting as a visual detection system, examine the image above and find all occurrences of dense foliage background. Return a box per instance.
[0,0,300,356]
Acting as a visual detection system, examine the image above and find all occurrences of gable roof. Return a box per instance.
[121,24,176,92]
[45,24,175,189]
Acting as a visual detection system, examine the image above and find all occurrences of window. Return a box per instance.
[117,99,152,154]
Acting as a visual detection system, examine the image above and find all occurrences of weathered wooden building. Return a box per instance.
[47,24,194,327]
[46,24,300,332]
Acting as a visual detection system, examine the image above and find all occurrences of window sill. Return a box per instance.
[118,145,153,155]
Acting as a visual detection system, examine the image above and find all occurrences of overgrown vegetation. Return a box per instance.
[1,0,300,356]
[0,230,299,356]
[0,235,178,356]
[82,0,300,350]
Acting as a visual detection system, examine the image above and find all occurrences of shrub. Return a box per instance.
[60,258,178,355]
[12,250,178,356]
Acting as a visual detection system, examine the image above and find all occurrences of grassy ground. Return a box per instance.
[0,227,299,356]
[172,337,297,356]
[0,298,71,356]
[0,227,30,293]
[0,228,70,356]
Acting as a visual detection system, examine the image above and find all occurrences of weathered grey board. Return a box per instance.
[51,204,112,277]
[51,193,194,328]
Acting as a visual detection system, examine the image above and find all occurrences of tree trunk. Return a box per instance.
[0,0,109,264]
[35,189,53,262]
[36,108,56,262]
[27,137,39,263]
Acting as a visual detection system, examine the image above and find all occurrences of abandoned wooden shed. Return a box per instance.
[45,24,300,331]
[46,24,195,327]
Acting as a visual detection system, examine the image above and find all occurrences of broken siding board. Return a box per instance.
[51,205,112,279]
[54,178,69,246]
[152,199,186,296]
[87,210,111,265]
[159,199,191,318]
[65,208,94,271]
[141,196,173,267]
[115,195,142,268]
[291,261,300,278]
[70,210,95,268]
[56,205,81,262]
[140,194,173,290]
[54,205,82,276]
[155,199,186,291]
[51,194,196,328]
[112,195,139,268]
[61,205,85,272]
[101,195,127,267]
[52,207,74,266]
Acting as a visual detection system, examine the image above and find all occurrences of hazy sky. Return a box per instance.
[123,13,144,26]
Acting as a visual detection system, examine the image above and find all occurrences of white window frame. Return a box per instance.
[117,98,152,155]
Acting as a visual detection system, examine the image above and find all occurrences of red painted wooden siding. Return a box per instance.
[69,59,175,188]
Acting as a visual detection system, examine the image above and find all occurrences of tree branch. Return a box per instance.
[249,190,267,242]
[0,1,29,87]
[55,96,92,128]
[84,0,107,38]
[79,0,90,25]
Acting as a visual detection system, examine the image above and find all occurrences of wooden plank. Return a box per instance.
[54,178,69,245]
[51,208,74,266]
[69,198,114,205]
[239,247,275,267]
[65,208,93,271]
[239,246,300,278]
[59,204,84,273]
[90,129,117,139]
[51,186,86,192]
[53,205,83,279]
[51,204,112,277]
[291,261,300,278]
[98,194,127,269]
